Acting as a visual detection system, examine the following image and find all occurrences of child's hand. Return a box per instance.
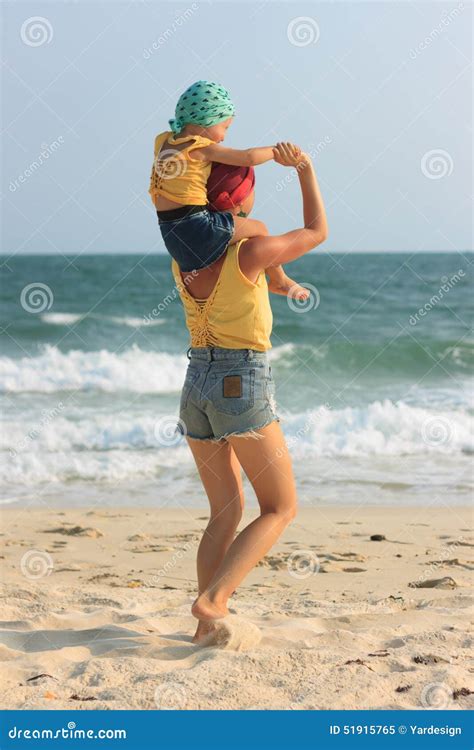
[273,142,304,167]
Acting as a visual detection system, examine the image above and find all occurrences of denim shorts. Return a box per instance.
[158,208,234,272]
[177,348,280,441]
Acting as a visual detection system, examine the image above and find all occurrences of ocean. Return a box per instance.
[1,252,472,509]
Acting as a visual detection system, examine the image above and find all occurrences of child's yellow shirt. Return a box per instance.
[149,131,214,206]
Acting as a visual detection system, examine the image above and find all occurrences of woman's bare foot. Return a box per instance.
[192,594,229,622]
[192,620,217,644]
[267,274,310,301]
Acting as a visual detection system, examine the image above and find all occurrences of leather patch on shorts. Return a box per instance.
[223,375,242,398]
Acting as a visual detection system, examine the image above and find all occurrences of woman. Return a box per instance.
[172,143,328,643]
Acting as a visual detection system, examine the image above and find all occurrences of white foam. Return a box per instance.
[0,345,187,393]
[3,413,171,453]
[268,343,295,361]
[109,315,163,328]
[1,400,471,487]
[5,447,189,485]
[0,497,20,506]
[41,313,85,325]
[41,312,164,328]
[283,400,473,458]
[268,342,328,364]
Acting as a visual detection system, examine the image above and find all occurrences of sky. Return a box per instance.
[1,0,472,256]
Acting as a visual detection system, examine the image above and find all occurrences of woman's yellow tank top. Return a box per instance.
[149,131,214,206]
[172,239,273,351]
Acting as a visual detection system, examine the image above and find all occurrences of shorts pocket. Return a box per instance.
[210,368,256,415]
[180,369,200,410]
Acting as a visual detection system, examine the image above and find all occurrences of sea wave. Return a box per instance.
[281,400,473,458]
[0,345,187,393]
[4,447,191,485]
[0,344,294,394]
[3,338,473,396]
[269,337,474,374]
[41,312,163,328]
[2,400,472,485]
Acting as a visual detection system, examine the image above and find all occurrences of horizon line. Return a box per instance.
[1,249,473,258]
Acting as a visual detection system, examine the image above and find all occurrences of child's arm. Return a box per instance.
[191,143,274,167]
[240,144,328,276]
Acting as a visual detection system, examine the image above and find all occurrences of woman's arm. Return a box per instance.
[240,143,328,276]
[191,143,275,167]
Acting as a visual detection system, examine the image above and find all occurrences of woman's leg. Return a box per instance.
[186,436,244,640]
[192,421,297,621]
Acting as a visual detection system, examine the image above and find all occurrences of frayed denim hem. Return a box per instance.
[184,416,280,443]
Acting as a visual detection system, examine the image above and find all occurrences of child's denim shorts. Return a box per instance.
[158,207,234,272]
[177,347,280,441]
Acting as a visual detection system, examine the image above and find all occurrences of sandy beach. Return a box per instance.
[0,505,472,711]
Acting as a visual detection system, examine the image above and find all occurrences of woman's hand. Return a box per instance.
[273,142,307,168]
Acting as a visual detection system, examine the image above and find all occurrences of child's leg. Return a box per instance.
[231,216,310,301]
[265,267,311,300]
[230,215,268,243]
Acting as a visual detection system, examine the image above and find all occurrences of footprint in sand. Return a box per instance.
[127,544,175,553]
[43,526,104,538]
[427,558,473,570]
[342,567,367,573]
[326,552,367,563]
[200,616,262,652]
[408,576,457,589]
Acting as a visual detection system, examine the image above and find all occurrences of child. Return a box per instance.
[149,80,308,299]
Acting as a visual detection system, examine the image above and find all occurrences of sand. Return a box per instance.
[0,505,472,710]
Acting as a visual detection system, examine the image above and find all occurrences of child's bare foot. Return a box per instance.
[267,273,310,301]
[192,594,229,622]
[192,620,217,644]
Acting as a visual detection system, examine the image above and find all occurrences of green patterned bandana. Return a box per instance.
[169,80,235,135]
